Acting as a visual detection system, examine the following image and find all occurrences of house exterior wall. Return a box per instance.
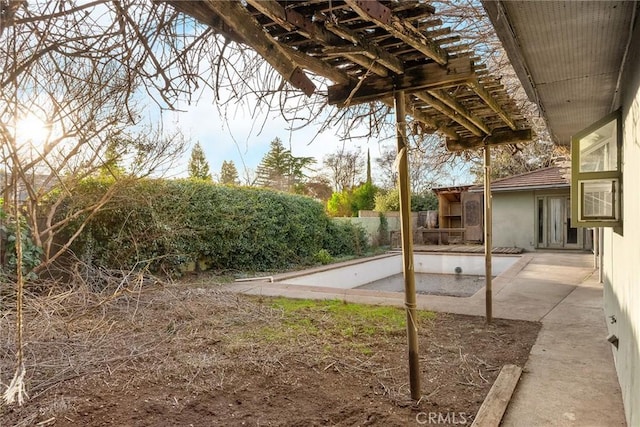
[491,191,535,250]
[490,188,584,251]
[603,23,640,426]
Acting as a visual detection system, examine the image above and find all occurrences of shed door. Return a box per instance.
[462,192,483,242]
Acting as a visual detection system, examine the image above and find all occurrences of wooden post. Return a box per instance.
[394,90,421,401]
[484,144,493,324]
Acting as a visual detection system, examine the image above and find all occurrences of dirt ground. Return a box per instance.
[1,279,540,426]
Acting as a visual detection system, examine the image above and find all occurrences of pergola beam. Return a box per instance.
[406,103,460,140]
[203,0,316,96]
[467,78,517,130]
[414,92,484,137]
[167,1,246,45]
[328,57,473,106]
[323,46,391,77]
[445,127,532,151]
[345,0,449,65]
[324,22,405,74]
[285,46,352,85]
[428,89,491,134]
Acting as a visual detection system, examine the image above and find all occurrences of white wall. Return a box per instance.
[603,22,640,426]
[278,253,519,288]
[491,191,536,251]
[333,212,416,245]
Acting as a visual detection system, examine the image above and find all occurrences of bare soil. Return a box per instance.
[1,280,540,426]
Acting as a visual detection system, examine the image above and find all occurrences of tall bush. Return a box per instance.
[61,179,368,272]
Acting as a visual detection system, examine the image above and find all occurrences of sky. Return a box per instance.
[159,96,398,184]
[157,96,472,187]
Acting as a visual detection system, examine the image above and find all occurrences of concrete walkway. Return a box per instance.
[227,252,626,426]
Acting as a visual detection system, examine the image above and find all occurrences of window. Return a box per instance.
[579,179,617,219]
[571,110,622,228]
[578,120,618,172]
[537,198,544,245]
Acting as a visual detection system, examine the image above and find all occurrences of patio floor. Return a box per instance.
[227,251,626,426]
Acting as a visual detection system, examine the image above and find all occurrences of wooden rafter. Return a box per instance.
[467,78,517,130]
[446,128,532,151]
[203,0,316,96]
[324,22,404,74]
[327,57,474,106]
[415,92,483,137]
[248,0,403,78]
[284,45,352,85]
[428,89,491,134]
[345,0,449,65]
[402,100,460,140]
[322,46,391,77]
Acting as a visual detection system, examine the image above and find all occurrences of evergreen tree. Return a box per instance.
[188,142,212,181]
[97,138,126,179]
[220,160,239,185]
[255,137,315,192]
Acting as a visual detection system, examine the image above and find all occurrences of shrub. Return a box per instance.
[327,182,379,217]
[374,188,438,212]
[323,220,367,257]
[377,212,389,246]
[326,190,353,217]
[0,202,43,280]
[60,179,368,273]
[313,249,333,265]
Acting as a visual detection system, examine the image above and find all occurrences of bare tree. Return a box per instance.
[322,147,364,193]
[0,1,197,404]
[376,132,460,193]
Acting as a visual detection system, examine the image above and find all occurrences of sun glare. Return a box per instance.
[15,113,49,146]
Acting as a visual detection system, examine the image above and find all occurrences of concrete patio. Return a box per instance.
[227,251,626,426]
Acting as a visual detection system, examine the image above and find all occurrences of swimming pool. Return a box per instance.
[273,253,520,294]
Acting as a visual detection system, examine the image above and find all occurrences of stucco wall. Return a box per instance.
[491,191,536,250]
[603,20,640,426]
[333,212,411,245]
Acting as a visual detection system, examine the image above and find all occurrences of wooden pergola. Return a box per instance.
[167,0,532,400]
[169,0,530,150]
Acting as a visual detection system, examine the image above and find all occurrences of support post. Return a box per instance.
[394,90,421,401]
[593,228,599,269]
[484,144,493,324]
[599,228,604,284]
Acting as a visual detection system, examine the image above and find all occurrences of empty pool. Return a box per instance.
[274,253,520,297]
[357,272,487,297]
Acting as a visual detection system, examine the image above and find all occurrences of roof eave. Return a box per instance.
[481,0,558,145]
[469,184,570,193]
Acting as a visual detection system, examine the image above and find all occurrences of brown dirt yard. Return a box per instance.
[1,279,540,426]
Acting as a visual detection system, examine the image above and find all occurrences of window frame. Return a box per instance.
[571,110,622,228]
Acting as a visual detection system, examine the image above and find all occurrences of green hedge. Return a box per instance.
[61,179,367,272]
